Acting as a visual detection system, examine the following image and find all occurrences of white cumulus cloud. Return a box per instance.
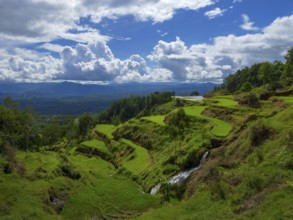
[0,48,62,82]
[57,42,170,82]
[204,8,226,19]
[148,14,293,82]
[240,14,260,31]
[1,14,293,83]
[0,0,215,44]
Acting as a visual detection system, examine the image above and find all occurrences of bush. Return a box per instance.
[258,91,275,100]
[59,159,81,180]
[238,94,260,108]
[282,129,293,151]
[209,180,228,200]
[249,121,273,147]
[247,175,264,192]
[162,164,179,175]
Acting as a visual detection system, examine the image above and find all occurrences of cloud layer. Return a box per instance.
[0,1,293,84]
[150,14,293,81]
[0,0,214,44]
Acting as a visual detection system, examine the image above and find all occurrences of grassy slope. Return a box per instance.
[143,95,237,138]
[137,96,293,220]
[81,139,110,155]
[63,154,159,219]
[121,139,151,176]
[95,124,151,176]
[183,105,233,137]
[95,124,116,139]
[0,150,160,219]
[1,94,292,220]
[141,115,166,126]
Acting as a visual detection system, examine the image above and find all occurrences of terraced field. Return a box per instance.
[95,124,151,175]
[121,139,151,175]
[95,124,116,139]
[141,115,166,126]
[81,139,110,155]
[183,105,232,137]
[142,103,233,137]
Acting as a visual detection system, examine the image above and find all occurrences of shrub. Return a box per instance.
[282,129,293,151]
[162,164,179,175]
[247,175,264,192]
[209,180,228,200]
[250,121,273,147]
[238,94,260,108]
[258,91,275,100]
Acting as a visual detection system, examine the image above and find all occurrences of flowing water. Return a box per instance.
[150,151,209,195]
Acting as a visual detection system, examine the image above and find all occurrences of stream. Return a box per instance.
[150,151,209,195]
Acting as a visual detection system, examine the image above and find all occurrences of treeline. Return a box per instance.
[98,91,174,124]
[0,97,95,152]
[215,47,293,94]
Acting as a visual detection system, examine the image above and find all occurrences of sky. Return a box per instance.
[0,0,293,84]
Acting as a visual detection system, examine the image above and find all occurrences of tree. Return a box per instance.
[190,91,199,96]
[41,123,63,145]
[78,113,94,137]
[3,96,19,109]
[241,82,252,92]
[166,108,189,129]
[281,47,293,86]
[258,62,272,86]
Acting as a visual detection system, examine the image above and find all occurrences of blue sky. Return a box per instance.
[0,0,293,83]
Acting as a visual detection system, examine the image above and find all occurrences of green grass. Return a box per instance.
[0,173,58,220]
[183,105,232,137]
[183,106,207,116]
[2,93,292,220]
[141,103,232,137]
[95,124,116,139]
[62,154,160,219]
[275,96,293,104]
[121,139,150,175]
[81,139,110,155]
[207,96,238,108]
[141,115,166,126]
[136,188,233,220]
[0,151,160,220]
[69,154,115,177]
[137,105,293,220]
[16,151,60,178]
[208,117,233,137]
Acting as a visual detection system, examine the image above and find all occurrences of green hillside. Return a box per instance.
[0,48,293,219]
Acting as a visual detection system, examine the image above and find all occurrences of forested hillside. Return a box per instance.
[213,47,293,94]
[0,48,292,219]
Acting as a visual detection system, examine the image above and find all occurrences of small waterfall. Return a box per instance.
[150,151,209,195]
[150,184,161,195]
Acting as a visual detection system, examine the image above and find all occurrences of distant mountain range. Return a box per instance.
[0,81,216,96]
[0,81,217,115]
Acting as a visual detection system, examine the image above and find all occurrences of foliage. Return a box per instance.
[241,81,252,92]
[1,53,293,220]
[77,113,95,138]
[190,90,200,96]
[97,91,173,124]
[249,121,273,147]
[238,93,260,108]
[216,47,293,94]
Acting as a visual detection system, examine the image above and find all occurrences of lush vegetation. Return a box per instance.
[97,91,174,124]
[214,47,293,94]
[0,47,293,219]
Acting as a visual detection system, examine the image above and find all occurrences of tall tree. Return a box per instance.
[281,47,293,86]
[258,62,272,86]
